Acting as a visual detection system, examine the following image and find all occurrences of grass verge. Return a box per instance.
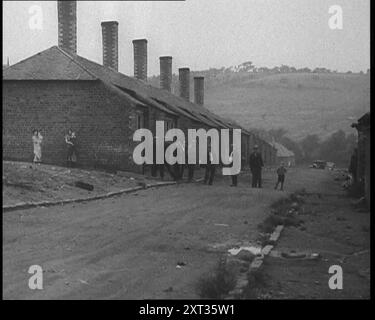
[196,256,237,299]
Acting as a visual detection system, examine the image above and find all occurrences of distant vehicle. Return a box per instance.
[310,160,327,169]
[326,162,336,170]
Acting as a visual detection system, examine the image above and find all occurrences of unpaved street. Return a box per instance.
[251,173,370,299]
[3,167,367,299]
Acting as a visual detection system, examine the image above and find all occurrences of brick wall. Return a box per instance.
[3,79,258,173]
[3,80,145,172]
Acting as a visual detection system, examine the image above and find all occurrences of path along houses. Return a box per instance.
[3,1,276,173]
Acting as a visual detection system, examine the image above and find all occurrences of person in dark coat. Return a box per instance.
[204,145,216,185]
[151,136,165,180]
[227,144,239,186]
[163,139,183,181]
[65,129,77,168]
[348,148,358,183]
[173,140,185,181]
[249,145,264,188]
[186,142,195,182]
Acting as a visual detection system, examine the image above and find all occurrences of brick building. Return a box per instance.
[351,112,371,208]
[270,141,295,166]
[3,0,275,173]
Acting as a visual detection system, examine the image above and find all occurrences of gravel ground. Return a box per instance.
[3,166,363,299]
[245,170,370,299]
[3,161,168,206]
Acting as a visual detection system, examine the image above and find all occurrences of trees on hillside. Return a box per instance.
[300,134,320,162]
[238,61,255,72]
[262,128,357,166]
[318,130,357,165]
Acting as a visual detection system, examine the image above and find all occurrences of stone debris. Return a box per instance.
[228,246,262,256]
[214,223,229,227]
[269,225,284,243]
[261,245,274,256]
[250,257,263,270]
[78,279,89,285]
[74,181,94,191]
[176,261,186,269]
[163,286,173,292]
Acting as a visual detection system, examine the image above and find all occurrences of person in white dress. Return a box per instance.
[32,130,43,164]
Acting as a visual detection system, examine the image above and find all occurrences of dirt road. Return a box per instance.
[3,167,365,299]
[244,169,370,299]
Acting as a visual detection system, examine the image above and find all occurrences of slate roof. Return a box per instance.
[357,112,370,129]
[270,142,295,158]
[3,46,250,133]
[3,47,96,81]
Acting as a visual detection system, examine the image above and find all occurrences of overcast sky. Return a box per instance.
[3,0,370,75]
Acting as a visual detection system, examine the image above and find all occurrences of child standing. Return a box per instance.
[275,162,287,191]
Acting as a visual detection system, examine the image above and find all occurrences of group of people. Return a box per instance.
[150,138,195,182]
[150,143,288,190]
[32,129,77,167]
[32,131,287,189]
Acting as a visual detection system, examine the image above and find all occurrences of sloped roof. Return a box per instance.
[357,112,370,128]
[270,142,295,158]
[3,46,249,132]
[3,47,96,81]
[351,112,370,132]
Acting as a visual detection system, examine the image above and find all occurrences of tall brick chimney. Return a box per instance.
[194,76,204,105]
[101,21,119,71]
[160,56,172,91]
[57,1,77,54]
[133,39,148,81]
[179,68,190,101]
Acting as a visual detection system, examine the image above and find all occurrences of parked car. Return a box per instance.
[326,162,336,170]
[310,160,327,169]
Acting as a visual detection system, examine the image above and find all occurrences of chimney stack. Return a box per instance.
[160,56,172,92]
[179,68,190,101]
[101,21,119,71]
[57,0,77,54]
[133,39,148,81]
[194,76,204,105]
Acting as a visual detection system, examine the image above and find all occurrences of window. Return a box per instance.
[165,118,175,131]
[136,111,145,130]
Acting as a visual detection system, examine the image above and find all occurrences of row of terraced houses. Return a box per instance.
[3,1,277,173]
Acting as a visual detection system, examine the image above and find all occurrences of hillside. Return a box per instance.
[149,71,370,141]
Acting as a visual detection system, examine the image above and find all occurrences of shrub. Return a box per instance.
[258,214,284,233]
[243,269,267,299]
[196,258,237,299]
[346,181,364,198]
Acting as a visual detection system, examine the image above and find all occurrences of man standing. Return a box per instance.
[174,140,185,181]
[186,141,195,182]
[249,145,264,188]
[151,136,165,180]
[228,144,239,187]
[348,148,358,183]
[204,145,216,185]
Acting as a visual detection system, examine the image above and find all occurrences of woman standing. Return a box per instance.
[32,130,43,164]
[65,129,78,167]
